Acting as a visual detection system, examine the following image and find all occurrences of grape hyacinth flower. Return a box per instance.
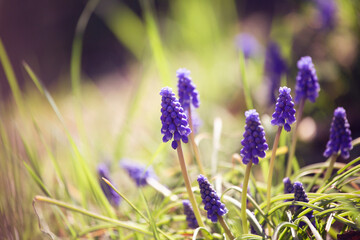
[293,181,314,227]
[283,177,294,202]
[97,163,121,207]
[240,109,269,165]
[314,0,337,29]
[120,160,156,187]
[176,68,200,110]
[294,56,320,104]
[160,87,191,150]
[197,175,228,222]
[271,86,296,132]
[324,107,352,159]
[265,42,287,104]
[235,33,260,59]
[183,200,199,229]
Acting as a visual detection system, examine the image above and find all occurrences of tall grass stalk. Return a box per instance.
[286,98,305,177]
[188,106,205,175]
[241,161,253,234]
[323,154,337,182]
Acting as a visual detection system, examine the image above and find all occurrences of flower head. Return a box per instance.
[177,68,200,110]
[293,181,314,226]
[283,177,294,202]
[265,42,287,104]
[160,87,191,149]
[294,56,320,103]
[97,163,121,207]
[324,107,352,159]
[271,86,296,132]
[314,0,337,29]
[197,175,228,222]
[120,160,157,187]
[240,109,269,165]
[183,200,199,229]
[235,33,260,59]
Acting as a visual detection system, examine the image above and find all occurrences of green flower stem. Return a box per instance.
[266,126,283,213]
[176,141,205,228]
[241,161,253,234]
[286,97,305,177]
[323,154,337,182]
[34,196,152,236]
[218,215,235,239]
[188,105,206,175]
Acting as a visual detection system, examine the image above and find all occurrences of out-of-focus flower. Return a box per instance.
[265,42,287,104]
[183,200,199,229]
[177,68,200,110]
[97,163,121,207]
[294,56,320,104]
[120,160,157,187]
[283,177,294,202]
[314,0,337,29]
[160,87,191,149]
[240,109,269,165]
[197,175,228,222]
[235,33,260,59]
[323,107,352,159]
[271,86,296,132]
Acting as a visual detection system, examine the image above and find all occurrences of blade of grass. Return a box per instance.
[139,190,160,240]
[272,222,298,240]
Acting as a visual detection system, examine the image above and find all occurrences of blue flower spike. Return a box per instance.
[324,107,352,159]
[183,200,199,229]
[293,181,314,227]
[120,160,157,187]
[176,68,200,110]
[97,163,121,207]
[197,175,228,223]
[240,109,269,165]
[294,56,320,104]
[160,87,192,149]
[271,86,296,132]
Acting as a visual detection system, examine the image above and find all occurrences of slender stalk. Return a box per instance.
[188,106,206,175]
[146,177,178,201]
[286,98,305,177]
[266,127,283,213]
[176,141,205,228]
[323,154,338,182]
[218,215,235,239]
[241,161,253,234]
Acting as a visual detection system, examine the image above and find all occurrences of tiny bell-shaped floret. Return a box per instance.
[177,68,200,110]
[323,107,352,159]
[183,200,199,229]
[240,109,269,165]
[120,160,156,187]
[97,163,121,207]
[271,86,296,132]
[197,175,228,222]
[160,87,192,149]
[294,56,320,104]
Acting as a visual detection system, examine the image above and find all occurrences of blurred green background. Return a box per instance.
[0,0,359,238]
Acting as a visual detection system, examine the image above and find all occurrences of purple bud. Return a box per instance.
[183,200,199,229]
[97,163,121,207]
[177,68,200,110]
[271,86,296,132]
[120,160,157,187]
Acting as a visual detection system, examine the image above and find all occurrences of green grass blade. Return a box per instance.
[23,162,51,197]
[139,190,160,240]
[273,222,298,240]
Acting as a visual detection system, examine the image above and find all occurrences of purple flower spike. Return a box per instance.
[235,33,260,59]
[160,87,192,149]
[177,68,200,110]
[271,86,296,132]
[283,177,294,202]
[240,109,269,165]
[197,175,228,222]
[294,56,320,104]
[97,163,121,207]
[265,42,287,104]
[293,181,314,226]
[183,200,199,229]
[314,0,337,29]
[120,160,157,187]
[323,107,352,159]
